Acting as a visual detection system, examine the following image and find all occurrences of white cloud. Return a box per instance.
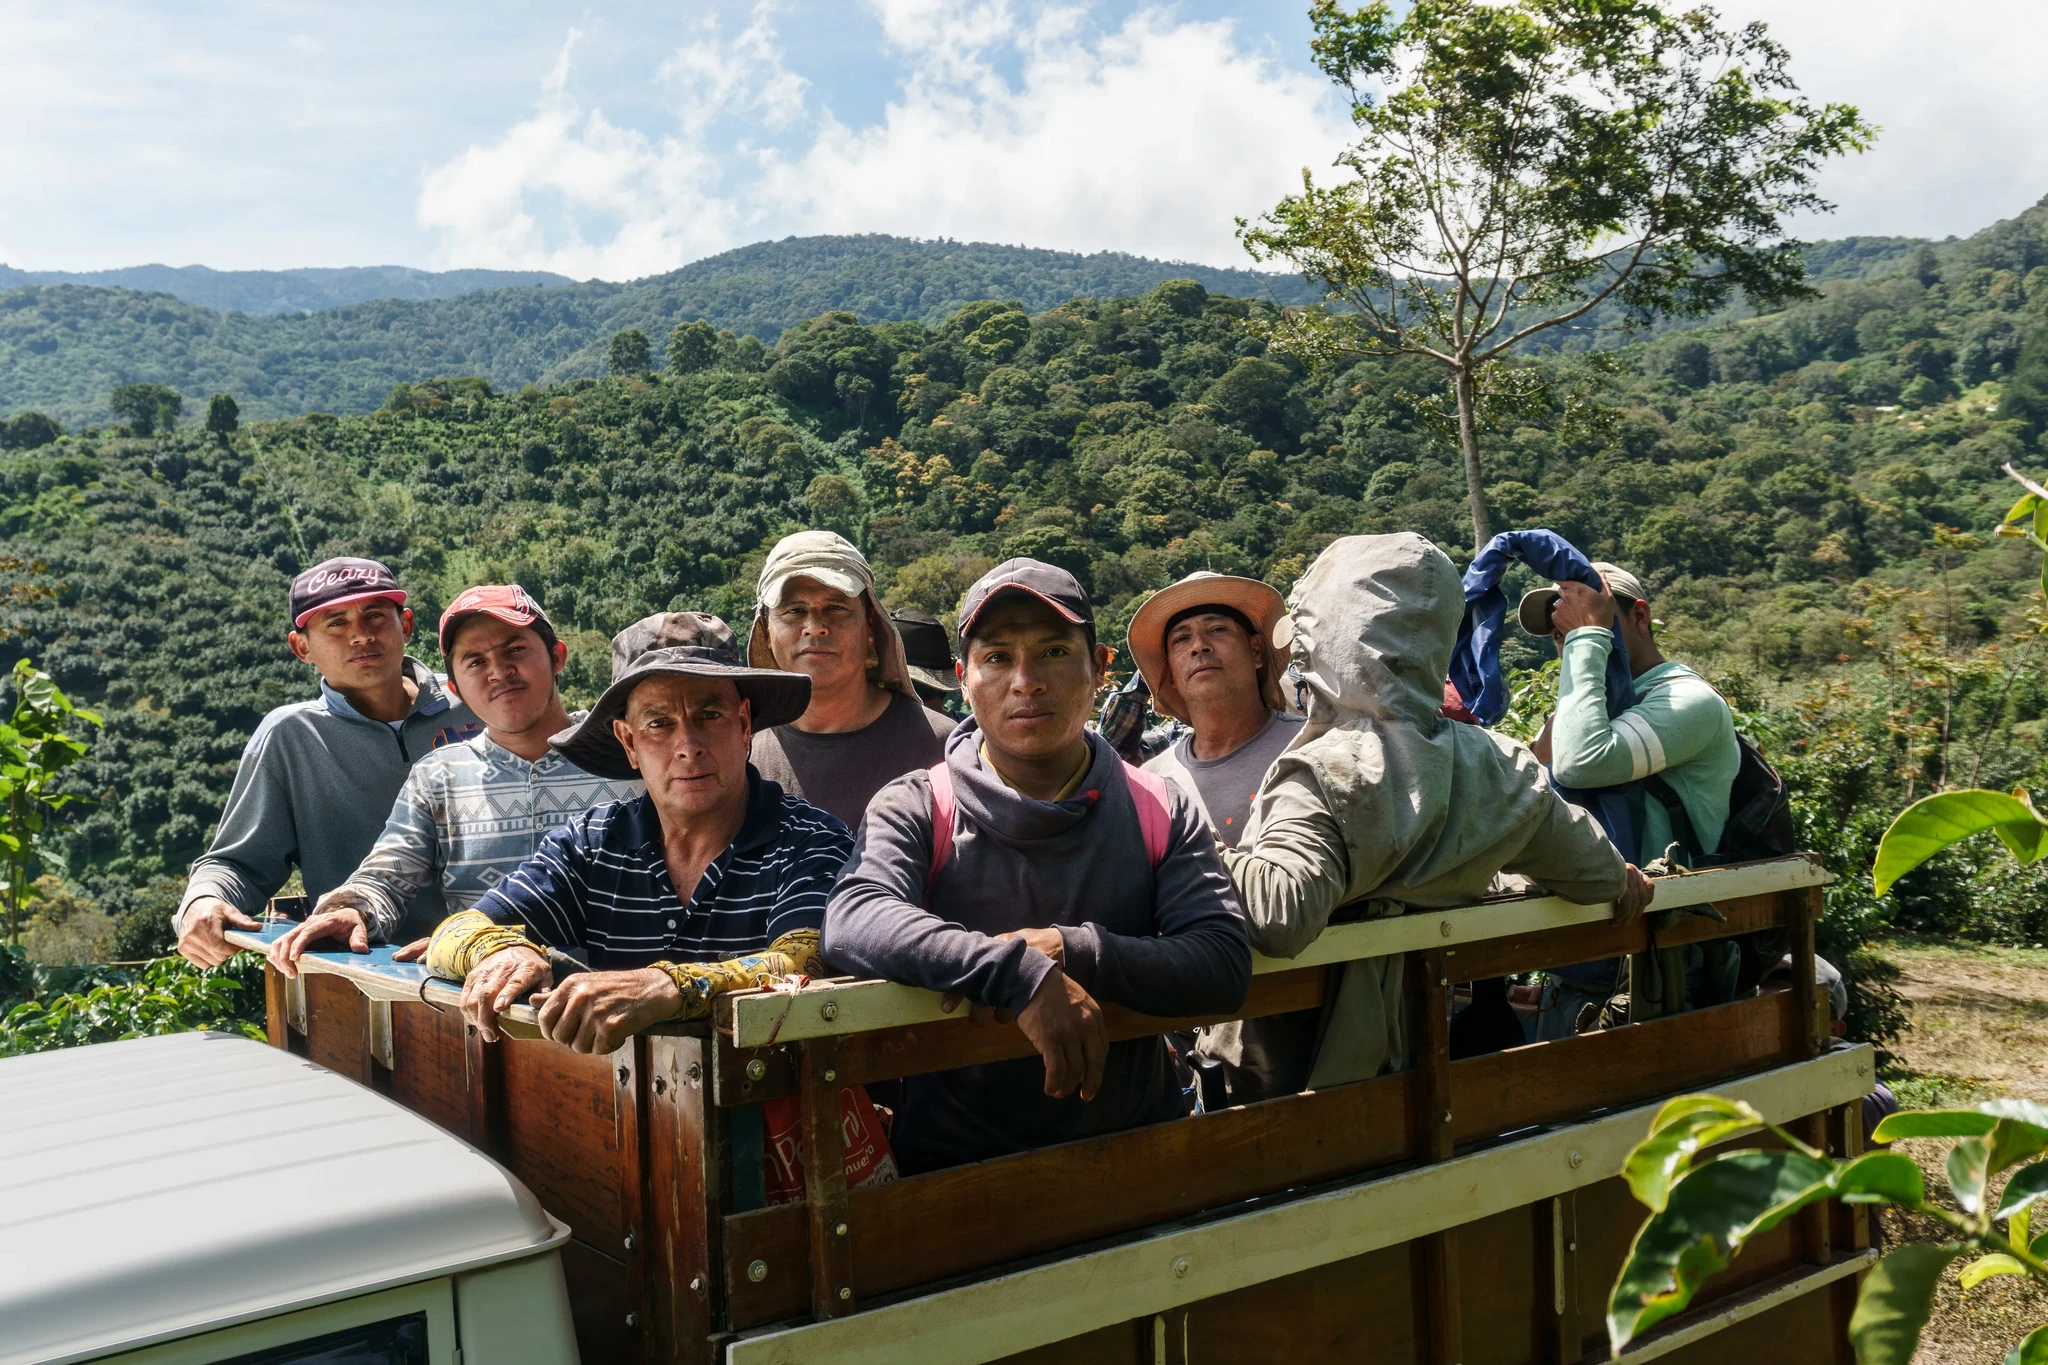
[415,1,1355,279]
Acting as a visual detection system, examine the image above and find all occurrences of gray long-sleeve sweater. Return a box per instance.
[176,658,481,938]
[824,722,1251,1172]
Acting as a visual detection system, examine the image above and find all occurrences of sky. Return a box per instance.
[1,0,2044,281]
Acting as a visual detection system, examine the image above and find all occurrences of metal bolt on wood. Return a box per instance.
[745,1058,766,1081]
[625,1313,637,1328]
[1568,1150,1583,1168]
[834,1221,848,1237]
[823,1068,837,1083]
[747,1259,768,1283]
[1172,1257,1191,1278]
[617,1065,630,1085]
[686,1061,702,1081]
[1442,1110,1452,1124]
[820,1000,839,1021]
[1440,920,1452,937]
[689,1277,703,1293]
[623,1234,634,1251]
[837,1286,853,1302]
[652,1076,665,1094]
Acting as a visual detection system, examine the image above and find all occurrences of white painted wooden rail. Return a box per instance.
[723,854,1832,1048]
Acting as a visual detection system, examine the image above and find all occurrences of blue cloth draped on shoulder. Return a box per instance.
[1448,528,1646,865]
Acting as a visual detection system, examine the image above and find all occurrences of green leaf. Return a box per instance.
[2031,1230,2048,1260]
[1873,1109,2000,1142]
[1607,1149,1836,1350]
[1834,1151,1924,1206]
[1987,1119,2048,1184]
[1981,1099,2048,1133]
[1998,1161,2048,1221]
[2008,1324,2048,1365]
[1960,1254,2027,1289]
[1849,1244,1963,1365]
[1875,790,2048,896]
[1621,1094,1767,1213]
[1952,1138,1992,1215]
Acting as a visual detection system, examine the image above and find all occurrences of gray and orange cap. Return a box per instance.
[1517,562,1648,636]
[549,612,810,780]
[290,557,407,629]
[956,558,1093,643]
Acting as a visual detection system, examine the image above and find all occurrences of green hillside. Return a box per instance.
[0,263,577,315]
[2,198,2046,1021]
[0,235,1323,427]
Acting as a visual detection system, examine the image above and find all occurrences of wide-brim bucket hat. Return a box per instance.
[1127,572,1290,724]
[747,531,915,702]
[551,612,810,780]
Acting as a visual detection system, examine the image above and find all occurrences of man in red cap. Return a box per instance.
[176,557,481,966]
[265,584,644,974]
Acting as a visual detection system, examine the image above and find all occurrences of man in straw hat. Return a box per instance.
[1129,572,1302,848]
[424,612,853,1052]
[747,531,955,829]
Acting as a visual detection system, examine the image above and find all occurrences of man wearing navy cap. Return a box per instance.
[174,557,482,966]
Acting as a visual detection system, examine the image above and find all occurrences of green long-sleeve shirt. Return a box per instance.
[1551,627,1739,863]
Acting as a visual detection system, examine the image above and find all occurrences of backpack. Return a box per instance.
[924,759,1172,899]
[1644,729,1796,867]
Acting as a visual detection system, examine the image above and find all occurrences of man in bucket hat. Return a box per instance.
[1129,572,1301,848]
[423,612,854,1052]
[747,531,955,829]
[263,585,644,976]
[175,556,482,965]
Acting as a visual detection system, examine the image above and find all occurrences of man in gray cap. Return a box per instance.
[425,612,854,1052]
[747,530,955,829]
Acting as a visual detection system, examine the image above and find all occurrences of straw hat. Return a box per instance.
[1127,572,1289,724]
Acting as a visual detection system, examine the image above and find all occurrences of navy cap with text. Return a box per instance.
[289,557,407,629]
[957,558,1092,642]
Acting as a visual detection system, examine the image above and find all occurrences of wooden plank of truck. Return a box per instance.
[224,853,1870,1364]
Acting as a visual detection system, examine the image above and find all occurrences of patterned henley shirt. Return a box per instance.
[331,725,645,943]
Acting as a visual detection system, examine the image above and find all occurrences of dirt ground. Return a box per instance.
[1871,940,2048,1364]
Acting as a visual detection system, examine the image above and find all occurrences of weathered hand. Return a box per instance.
[391,937,431,962]
[177,896,260,968]
[461,944,553,1043]
[266,904,371,979]
[1550,579,1617,636]
[1015,967,1107,1101]
[530,968,684,1054]
[1614,864,1656,923]
[1529,713,1555,766]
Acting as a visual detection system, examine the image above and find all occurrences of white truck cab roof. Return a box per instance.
[0,1032,564,1365]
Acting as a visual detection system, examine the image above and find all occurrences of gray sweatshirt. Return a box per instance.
[824,722,1251,1172]
[176,658,482,938]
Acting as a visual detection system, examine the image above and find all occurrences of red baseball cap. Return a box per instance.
[438,584,553,656]
[290,557,407,629]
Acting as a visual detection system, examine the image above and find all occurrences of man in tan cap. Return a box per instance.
[1129,572,1301,848]
[747,530,955,829]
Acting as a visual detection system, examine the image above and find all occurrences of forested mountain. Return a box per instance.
[2,195,2046,1009]
[0,236,1323,427]
[0,264,576,316]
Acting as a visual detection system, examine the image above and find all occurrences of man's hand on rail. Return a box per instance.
[530,967,683,1054]
[391,937,430,962]
[177,896,261,968]
[462,944,553,1042]
[937,927,1063,1022]
[265,902,372,979]
[1614,864,1655,922]
[1016,967,1107,1102]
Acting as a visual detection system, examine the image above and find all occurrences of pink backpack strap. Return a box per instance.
[925,762,955,901]
[1121,762,1172,868]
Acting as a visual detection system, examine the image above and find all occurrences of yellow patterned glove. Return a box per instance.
[651,930,826,1022]
[425,909,542,980]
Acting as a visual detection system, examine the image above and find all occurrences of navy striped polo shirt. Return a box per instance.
[472,769,852,968]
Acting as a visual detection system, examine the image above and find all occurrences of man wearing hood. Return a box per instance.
[825,559,1251,1172]
[1196,534,1653,1104]
[747,531,956,830]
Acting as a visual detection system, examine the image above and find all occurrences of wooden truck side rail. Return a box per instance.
[236,853,1866,1365]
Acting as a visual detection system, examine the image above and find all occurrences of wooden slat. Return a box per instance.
[718,858,1831,1049]
[500,1035,628,1251]
[1448,890,1786,983]
[388,996,470,1137]
[464,1020,506,1158]
[613,1039,649,1364]
[1450,992,1794,1145]
[1536,1192,1584,1365]
[1412,949,1462,1365]
[715,966,1325,1107]
[725,1068,1416,1328]
[302,971,372,1084]
[647,1035,722,1365]
[264,962,289,1050]
[800,1038,855,1317]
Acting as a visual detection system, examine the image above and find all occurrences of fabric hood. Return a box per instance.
[1286,532,1462,739]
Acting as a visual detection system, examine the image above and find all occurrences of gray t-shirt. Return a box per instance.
[1147,710,1304,847]
[750,691,956,831]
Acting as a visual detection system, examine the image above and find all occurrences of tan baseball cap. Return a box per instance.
[1517,562,1647,635]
